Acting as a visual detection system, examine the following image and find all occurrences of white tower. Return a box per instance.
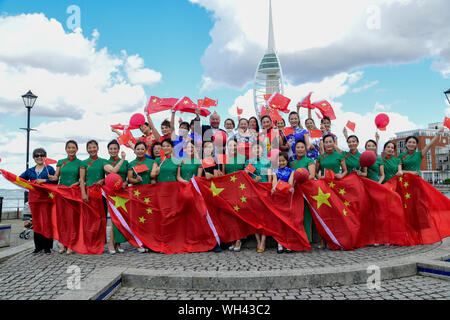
[253,0,284,116]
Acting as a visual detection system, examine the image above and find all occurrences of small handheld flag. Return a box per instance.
[444,117,450,130]
[201,157,216,169]
[309,130,322,138]
[276,180,292,193]
[346,121,356,132]
[245,163,257,174]
[134,164,150,174]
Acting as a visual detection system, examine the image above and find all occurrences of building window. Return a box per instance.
[427,151,432,171]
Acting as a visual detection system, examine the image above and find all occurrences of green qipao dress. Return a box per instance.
[179,157,200,181]
[343,150,361,173]
[317,151,345,175]
[128,157,154,185]
[382,155,401,184]
[57,157,83,187]
[107,157,129,244]
[398,151,422,175]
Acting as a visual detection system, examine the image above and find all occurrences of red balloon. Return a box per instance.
[294,168,309,183]
[375,113,390,129]
[130,113,146,128]
[360,151,377,168]
[105,173,123,191]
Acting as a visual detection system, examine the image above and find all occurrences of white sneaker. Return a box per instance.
[137,248,147,253]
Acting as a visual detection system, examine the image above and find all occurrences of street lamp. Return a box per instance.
[445,88,450,105]
[20,90,38,204]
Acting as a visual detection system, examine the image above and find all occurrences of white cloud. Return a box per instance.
[352,80,379,93]
[0,13,164,188]
[192,0,450,89]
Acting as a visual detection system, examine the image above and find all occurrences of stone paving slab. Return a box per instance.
[0,222,449,300]
[109,275,450,300]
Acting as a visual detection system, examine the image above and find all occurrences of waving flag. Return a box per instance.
[174,97,211,117]
[146,96,178,114]
[199,97,218,108]
[313,100,336,120]
[300,92,314,109]
[346,121,356,132]
[267,93,291,113]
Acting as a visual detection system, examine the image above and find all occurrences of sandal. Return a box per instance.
[233,240,241,252]
[59,247,66,254]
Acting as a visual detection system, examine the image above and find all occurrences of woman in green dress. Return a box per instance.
[399,127,445,176]
[151,138,181,183]
[177,140,201,182]
[244,142,273,253]
[106,140,129,255]
[151,142,162,164]
[381,141,403,184]
[358,140,385,183]
[316,135,348,179]
[341,128,361,173]
[128,141,155,186]
[127,141,154,253]
[224,138,247,252]
[48,140,84,254]
[290,140,315,243]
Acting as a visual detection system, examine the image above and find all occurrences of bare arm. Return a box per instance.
[79,167,88,202]
[378,165,385,184]
[422,127,444,157]
[127,169,142,185]
[308,163,316,180]
[335,159,347,179]
[146,114,161,142]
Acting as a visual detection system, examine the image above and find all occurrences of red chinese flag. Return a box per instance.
[245,163,257,174]
[117,131,133,146]
[198,99,204,107]
[194,172,311,250]
[302,173,412,250]
[111,123,140,130]
[134,164,150,174]
[324,169,335,180]
[276,180,292,193]
[43,157,57,165]
[202,97,218,108]
[147,96,176,114]
[104,182,217,254]
[384,174,450,245]
[267,93,291,113]
[346,121,356,132]
[174,97,211,117]
[309,130,322,138]
[283,127,295,137]
[0,169,106,254]
[444,117,450,130]
[301,92,314,109]
[264,94,272,101]
[160,149,166,163]
[260,106,283,123]
[237,107,243,115]
[313,100,336,120]
[202,157,216,169]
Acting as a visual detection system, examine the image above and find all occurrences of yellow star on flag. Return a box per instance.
[146,208,153,214]
[152,99,157,103]
[399,177,403,182]
[404,204,407,209]
[134,190,141,197]
[328,182,335,188]
[48,192,54,200]
[230,176,237,183]
[144,198,151,204]
[343,209,348,216]
[404,182,409,188]
[210,181,224,197]
[405,193,411,199]
[240,196,247,203]
[312,187,332,209]
[183,100,189,104]
[239,183,246,191]
[344,200,350,207]
[14,176,35,190]
[234,205,240,212]
[109,196,130,213]
[339,188,346,195]
[139,216,146,224]
[322,103,328,107]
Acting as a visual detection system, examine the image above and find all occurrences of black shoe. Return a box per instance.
[285,249,292,253]
[32,249,42,254]
[212,244,222,253]
[44,249,51,254]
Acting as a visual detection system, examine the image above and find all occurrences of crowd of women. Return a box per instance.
[19,102,447,255]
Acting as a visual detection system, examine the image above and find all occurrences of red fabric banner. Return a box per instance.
[194,172,311,251]
[384,174,450,245]
[104,181,217,254]
[0,169,106,254]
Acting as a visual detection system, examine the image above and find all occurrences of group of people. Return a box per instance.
[19,101,447,255]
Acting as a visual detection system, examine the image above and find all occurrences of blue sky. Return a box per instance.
[0,0,450,188]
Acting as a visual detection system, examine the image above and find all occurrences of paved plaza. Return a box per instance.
[0,219,449,300]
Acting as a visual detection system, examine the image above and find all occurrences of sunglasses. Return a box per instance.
[34,154,45,158]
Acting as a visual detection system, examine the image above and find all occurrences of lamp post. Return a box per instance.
[20,90,38,204]
[445,88,450,105]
